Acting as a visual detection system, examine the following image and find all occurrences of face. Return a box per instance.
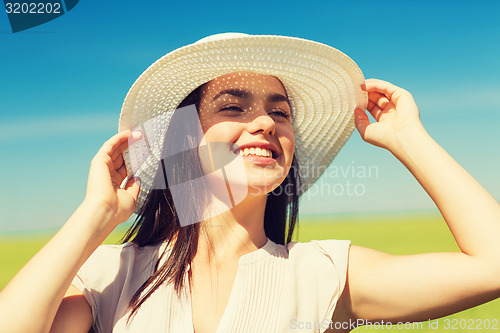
[197,71,295,197]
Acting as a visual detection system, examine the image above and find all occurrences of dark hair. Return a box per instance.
[122,84,301,319]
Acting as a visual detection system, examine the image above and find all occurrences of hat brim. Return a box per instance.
[119,34,368,211]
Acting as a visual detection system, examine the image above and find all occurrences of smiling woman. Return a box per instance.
[118,71,304,332]
[0,33,499,333]
[199,72,295,194]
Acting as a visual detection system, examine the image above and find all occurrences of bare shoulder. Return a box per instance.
[49,285,92,333]
[326,245,390,332]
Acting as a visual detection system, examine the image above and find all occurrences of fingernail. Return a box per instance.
[131,130,142,139]
[134,177,141,186]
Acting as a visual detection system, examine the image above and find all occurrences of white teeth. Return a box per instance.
[240,147,273,157]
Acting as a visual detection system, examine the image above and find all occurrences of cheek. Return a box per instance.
[202,121,241,144]
[283,138,294,159]
[280,126,295,158]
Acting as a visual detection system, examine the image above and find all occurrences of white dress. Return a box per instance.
[72,238,350,333]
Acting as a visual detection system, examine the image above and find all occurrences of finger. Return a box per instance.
[110,141,129,162]
[367,92,391,122]
[99,130,142,158]
[364,78,401,94]
[116,163,128,183]
[110,131,142,161]
[364,79,411,106]
[367,102,384,122]
[97,130,131,157]
[367,91,390,110]
[110,163,128,189]
[124,176,141,201]
[113,153,125,170]
[354,108,371,140]
[111,134,143,171]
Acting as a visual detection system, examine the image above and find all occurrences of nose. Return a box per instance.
[247,113,276,136]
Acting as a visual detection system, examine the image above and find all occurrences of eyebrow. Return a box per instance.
[212,88,290,104]
[213,89,251,101]
[267,93,289,103]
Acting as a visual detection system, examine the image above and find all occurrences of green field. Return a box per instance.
[1,212,499,332]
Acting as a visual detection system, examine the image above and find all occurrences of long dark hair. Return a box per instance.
[122,84,301,319]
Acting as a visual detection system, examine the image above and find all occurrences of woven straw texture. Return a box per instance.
[118,34,367,211]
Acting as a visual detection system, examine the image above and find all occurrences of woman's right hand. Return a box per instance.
[0,130,143,333]
[84,130,142,228]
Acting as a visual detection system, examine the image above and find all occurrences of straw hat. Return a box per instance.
[118,33,368,211]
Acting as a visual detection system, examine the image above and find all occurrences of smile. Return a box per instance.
[238,147,273,158]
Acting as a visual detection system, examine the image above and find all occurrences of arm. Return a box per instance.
[342,79,500,322]
[0,130,142,333]
[49,286,93,333]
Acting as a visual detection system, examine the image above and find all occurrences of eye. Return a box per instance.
[269,109,290,119]
[220,104,244,113]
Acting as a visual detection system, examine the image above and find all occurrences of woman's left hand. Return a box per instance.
[345,78,500,325]
[354,79,424,152]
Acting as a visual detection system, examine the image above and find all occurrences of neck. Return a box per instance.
[195,194,268,264]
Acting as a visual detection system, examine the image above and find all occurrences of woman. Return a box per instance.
[0,33,499,333]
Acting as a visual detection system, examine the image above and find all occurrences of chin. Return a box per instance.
[246,179,284,197]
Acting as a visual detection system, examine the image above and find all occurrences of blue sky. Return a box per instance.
[1,1,499,232]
